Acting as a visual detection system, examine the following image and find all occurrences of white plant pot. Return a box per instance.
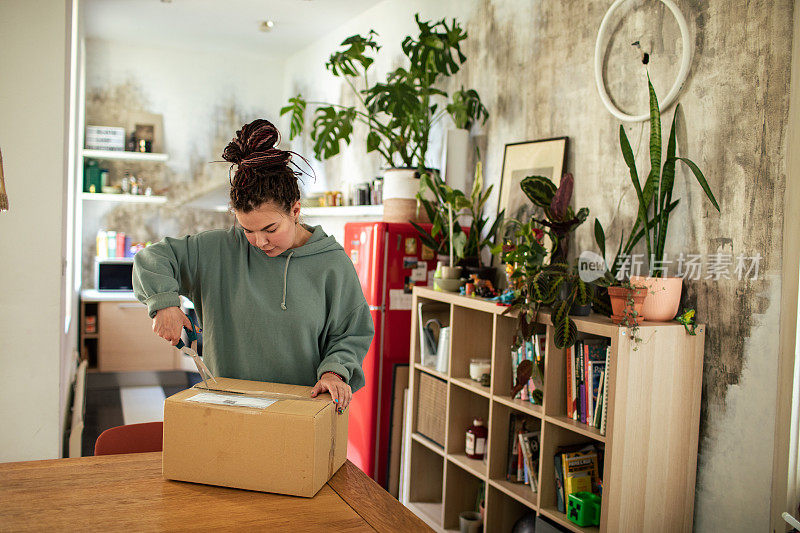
[382,168,419,200]
[443,128,470,192]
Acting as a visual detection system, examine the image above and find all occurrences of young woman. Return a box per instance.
[132,119,373,412]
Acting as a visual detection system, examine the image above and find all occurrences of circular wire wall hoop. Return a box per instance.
[594,0,692,122]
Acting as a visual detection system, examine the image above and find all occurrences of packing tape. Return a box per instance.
[194,384,340,479]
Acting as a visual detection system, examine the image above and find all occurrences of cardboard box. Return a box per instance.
[163,378,348,497]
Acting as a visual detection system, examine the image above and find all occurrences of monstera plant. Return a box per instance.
[520,173,588,264]
[281,15,488,169]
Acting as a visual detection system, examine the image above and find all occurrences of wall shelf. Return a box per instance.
[403,286,705,532]
[81,148,169,162]
[302,205,383,217]
[81,193,167,204]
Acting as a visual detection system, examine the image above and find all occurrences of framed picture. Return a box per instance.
[496,136,568,227]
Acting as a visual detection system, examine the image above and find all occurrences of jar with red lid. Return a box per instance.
[465,418,487,460]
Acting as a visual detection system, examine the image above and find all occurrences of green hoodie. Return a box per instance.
[132,225,373,392]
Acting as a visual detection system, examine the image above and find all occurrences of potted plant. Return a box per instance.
[442,87,489,191]
[412,152,504,281]
[529,262,593,349]
[280,15,488,214]
[492,219,550,346]
[519,173,588,265]
[595,75,720,321]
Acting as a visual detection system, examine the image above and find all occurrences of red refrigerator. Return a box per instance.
[344,221,437,490]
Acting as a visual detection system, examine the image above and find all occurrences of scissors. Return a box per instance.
[175,312,218,389]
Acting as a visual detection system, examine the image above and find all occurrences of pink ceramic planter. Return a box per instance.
[630,276,683,321]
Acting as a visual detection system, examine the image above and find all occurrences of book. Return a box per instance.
[593,369,605,429]
[106,231,117,258]
[587,360,605,426]
[518,431,540,492]
[584,340,609,426]
[96,231,108,259]
[554,452,566,512]
[562,449,600,501]
[115,232,125,258]
[554,443,596,513]
[506,413,530,482]
[511,340,518,398]
[506,413,518,481]
[566,345,574,419]
[529,336,544,405]
[600,347,611,435]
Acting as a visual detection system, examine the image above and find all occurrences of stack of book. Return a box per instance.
[96,230,148,259]
[506,413,540,492]
[553,442,604,514]
[566,339,610,434]
[510,334,546,404]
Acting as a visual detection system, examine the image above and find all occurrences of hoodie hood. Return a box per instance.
[279,224,343,257]
[277,225,342,310]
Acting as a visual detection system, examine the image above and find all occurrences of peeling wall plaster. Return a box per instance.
[283,1,794,530]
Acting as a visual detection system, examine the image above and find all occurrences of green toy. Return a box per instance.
[567,492,601,527]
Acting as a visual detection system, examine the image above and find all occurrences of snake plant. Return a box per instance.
[596,75,720,277]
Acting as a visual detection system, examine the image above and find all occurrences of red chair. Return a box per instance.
[94,422,164,456]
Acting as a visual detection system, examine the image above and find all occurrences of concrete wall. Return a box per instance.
[81,39,286,283]
[283,1,795,530]
[0,0,70,461]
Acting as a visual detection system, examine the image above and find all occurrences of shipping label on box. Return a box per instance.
[162,378,348,498]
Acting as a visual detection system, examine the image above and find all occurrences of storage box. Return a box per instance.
[163,378,348,497]
[416,372,447,446]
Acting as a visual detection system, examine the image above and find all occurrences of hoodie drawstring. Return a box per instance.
[281,251,294,310]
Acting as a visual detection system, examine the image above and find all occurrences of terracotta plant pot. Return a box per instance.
[630,276,683,322]
[607,286,648,325]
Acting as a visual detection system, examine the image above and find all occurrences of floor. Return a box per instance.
[82,370,200,456]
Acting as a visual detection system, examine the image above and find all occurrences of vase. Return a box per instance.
[443,128,470,192]
[630,276,683,321]
[607,286,648,325]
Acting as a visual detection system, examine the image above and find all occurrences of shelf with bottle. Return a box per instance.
[82,160,165,203]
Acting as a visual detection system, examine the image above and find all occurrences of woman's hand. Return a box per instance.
[153,306,194,345]
[310,372,351,414]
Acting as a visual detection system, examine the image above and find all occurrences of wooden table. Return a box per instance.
[0,453,430,532]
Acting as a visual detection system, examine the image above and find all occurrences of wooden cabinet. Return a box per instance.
[80,291,192,372]
[403,287,705,533]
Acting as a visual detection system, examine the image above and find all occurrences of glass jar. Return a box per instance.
[465,418,487,460]
[469,358,491,382]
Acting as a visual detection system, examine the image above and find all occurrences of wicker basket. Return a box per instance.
[416,372,447,446]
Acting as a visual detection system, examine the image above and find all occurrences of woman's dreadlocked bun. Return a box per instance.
[223,119,300,213]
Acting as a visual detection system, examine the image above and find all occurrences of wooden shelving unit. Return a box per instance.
[403,286,705,532]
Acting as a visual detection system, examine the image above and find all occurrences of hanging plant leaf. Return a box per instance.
[552,300,578,349]
[326,31,380,77]
[310,106,356,160]
[279,95,307,140]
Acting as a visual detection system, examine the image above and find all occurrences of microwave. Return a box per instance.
[95,258,134,291]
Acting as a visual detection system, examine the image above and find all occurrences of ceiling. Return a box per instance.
[83,0,381,59]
